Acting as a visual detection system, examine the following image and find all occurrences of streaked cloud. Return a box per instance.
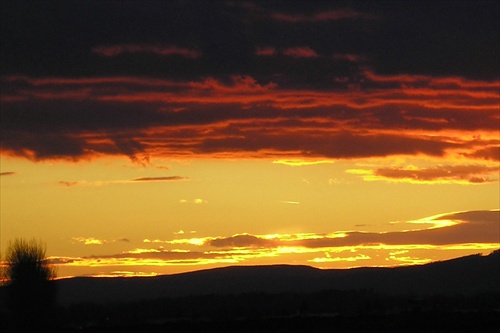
[272,159,334,166]
[179,198,208,205]
[205,210,498,248]
[71,237,130,245]
[92,44,201,58]
[332,53,367,63]
[280,200,300,205]
[255,47,277,56]
[86,271,159,278]
[0,171,16,176]
[207,234,275,248]
[51,210,498,274]
[132,176,187,182]
[348,164,499,184]
[72,237,107,245]
[282,47,319,58]
[59,176,187,187]
[310,253,371,263]
[1,1,498,278]
[271,9,378,22]
[2,70,497,163]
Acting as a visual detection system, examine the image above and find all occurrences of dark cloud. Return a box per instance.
[57,176,187,187]
[198,130,459,159]
[92,44,201,58]
[132,176,187,182]
[1,81,496,161]
[270,8,378,22]
[1,1,497,80]
[115,238,130,243]
[208,210,499,249]
[1,98,495,161]
[373,165,499,183]
[1,131,87,161]
[0,1,498,162]
[207,234,275,248]
[0,172,16,176]
[282,47,319,58]
[434,210,499,225]
[462,146,500,162]
[367,1,499,80]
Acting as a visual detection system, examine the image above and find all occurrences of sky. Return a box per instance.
[0,0,499,278]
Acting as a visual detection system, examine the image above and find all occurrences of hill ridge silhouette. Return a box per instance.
[56,251,500,305]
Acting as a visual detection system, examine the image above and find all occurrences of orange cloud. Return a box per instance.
[462,146,500,161]
[349,165,499,184]
[1,71,498,162]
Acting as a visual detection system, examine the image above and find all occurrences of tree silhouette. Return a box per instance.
[2,238,58,329]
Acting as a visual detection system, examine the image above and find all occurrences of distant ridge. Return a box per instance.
[56,251,500,305]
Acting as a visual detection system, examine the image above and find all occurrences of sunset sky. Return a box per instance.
[1,0,499,278]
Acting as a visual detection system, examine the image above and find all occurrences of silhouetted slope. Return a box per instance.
[320,251,500,295]
[56,251,500,305]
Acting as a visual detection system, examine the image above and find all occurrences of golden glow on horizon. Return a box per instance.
[41,242,499,276]
[263,233,327,240]
[309,253,371,263]
[128,248,161,254]
[272,159,335,166]
[41,244,500,278]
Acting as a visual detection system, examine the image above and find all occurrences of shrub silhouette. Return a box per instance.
[2,238,58,329]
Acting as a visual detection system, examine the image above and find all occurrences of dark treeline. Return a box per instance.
[61,290,500,323]
[4,289,495,332]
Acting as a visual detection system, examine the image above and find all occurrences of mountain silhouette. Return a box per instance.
[56,251,500,305]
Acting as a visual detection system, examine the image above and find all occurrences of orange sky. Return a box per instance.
[1,1,499,278]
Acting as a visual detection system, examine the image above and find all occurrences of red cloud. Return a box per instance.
[255,47,277,56]
[332,53,367,63]
[282,47,318,58]
[92,44,201,58]
[1,71,498,162]
[272,9,377,22]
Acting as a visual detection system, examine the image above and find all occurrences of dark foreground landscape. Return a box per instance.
[2,251,499,332]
